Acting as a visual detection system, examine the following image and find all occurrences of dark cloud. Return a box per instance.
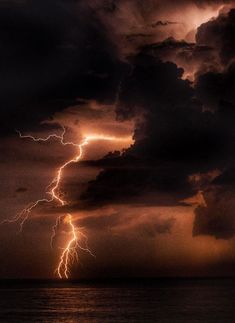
[196,8,235,66]
[140,38,217,78]
[193,188,235,239]
[2,2,235,136]
[81,14,235,207]
[78,54,215,205]
[131,9,235,79]
[0,0,127,135]
[213,167,235,186]
[195,61,235,111]
[194,172,235,243]
[142,38,195,53]
[82,169,190,207]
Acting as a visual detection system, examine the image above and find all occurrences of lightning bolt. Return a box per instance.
[2,126,131,279]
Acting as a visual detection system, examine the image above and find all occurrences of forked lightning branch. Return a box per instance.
[1,127,130,279]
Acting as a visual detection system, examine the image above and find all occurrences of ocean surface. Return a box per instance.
[0,279,235,322]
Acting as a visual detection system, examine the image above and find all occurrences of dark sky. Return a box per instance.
[1,0,235,279]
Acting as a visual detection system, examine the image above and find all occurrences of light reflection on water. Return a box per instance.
[0,280,235,322]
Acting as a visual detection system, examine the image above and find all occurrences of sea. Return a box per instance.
[0,279,235,322]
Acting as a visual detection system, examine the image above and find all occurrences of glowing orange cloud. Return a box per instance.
[1,127,132,279]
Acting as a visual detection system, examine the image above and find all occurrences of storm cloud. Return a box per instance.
[0,0,126,135]
[1,0,235,279]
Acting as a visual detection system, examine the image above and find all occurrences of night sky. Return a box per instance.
[1,0,235,279]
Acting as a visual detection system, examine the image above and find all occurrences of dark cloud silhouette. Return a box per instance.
[193,188,235,239]
[81,53,225,205]
[0,0,127,135]
[195,61,235,111]
[76,9,235,241]
[196,8,235,66]
[193,166,235,240]
[133,9,235,78]
[140,38,217,78]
